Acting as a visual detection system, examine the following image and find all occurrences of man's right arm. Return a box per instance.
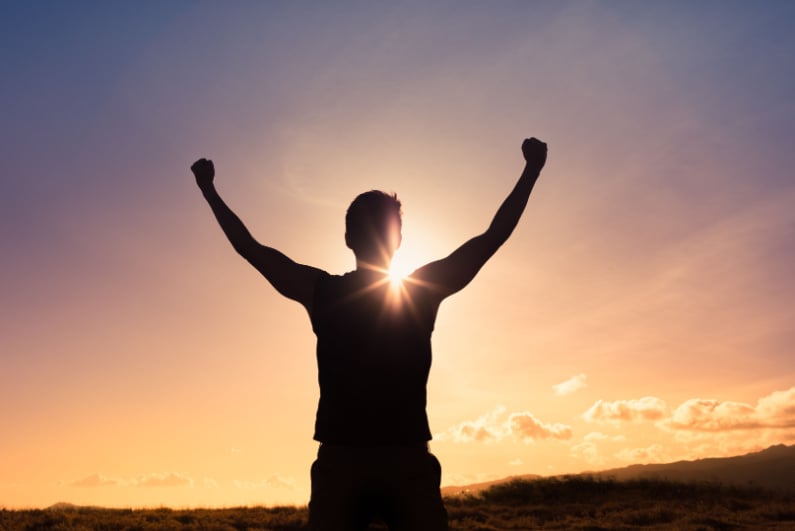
[192,159,323,312]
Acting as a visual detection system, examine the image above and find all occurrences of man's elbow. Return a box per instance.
[231,239,259,259]
[482,226,512,252]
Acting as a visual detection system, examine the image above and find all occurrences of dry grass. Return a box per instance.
[2,477,794,530]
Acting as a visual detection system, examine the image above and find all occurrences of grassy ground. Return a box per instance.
[2,476,795,530]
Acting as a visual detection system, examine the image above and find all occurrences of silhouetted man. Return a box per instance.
[192,137,547,530]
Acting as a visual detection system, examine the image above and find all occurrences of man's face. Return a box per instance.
[383,213,402,257]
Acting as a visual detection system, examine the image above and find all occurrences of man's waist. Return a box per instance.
[319,440,429,450]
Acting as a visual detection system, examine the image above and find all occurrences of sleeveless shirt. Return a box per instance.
[310,270,440,445]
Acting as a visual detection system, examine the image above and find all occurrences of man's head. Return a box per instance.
[345,190,402,266]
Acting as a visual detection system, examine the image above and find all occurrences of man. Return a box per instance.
[192,137,547,530]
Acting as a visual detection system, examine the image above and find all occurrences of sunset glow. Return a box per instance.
[2,1,794,510]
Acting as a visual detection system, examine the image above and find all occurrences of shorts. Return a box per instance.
[308,444,449,531]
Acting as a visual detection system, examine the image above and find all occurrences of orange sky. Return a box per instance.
[2,2,795,508]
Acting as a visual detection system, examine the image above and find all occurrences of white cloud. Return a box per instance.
[437,406,572,443]
[553,374,587,396]
[665,399,755,431]
[754,387,795,427]
[583,397,668,424]
[663,387,795,432]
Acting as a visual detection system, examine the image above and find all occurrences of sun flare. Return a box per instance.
[388,262,411,287]
[387,251,417,287]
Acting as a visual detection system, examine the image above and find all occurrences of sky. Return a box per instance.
[2,0,794,509]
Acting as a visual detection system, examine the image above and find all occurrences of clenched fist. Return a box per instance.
[191,158,215,190]
[521,138,547,170]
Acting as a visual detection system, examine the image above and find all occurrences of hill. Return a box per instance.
[592,443,795,491]
[442,474,541,497]
[444,444,795,496]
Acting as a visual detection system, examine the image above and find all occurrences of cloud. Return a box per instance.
[70,474,126,488]
[663,386,795,432]
[137,473,193,488]
[583,397,668,424]
[553,374,587,396]
[615,444,667,463]
[584,431,609,442]
[509,412,573,442]
[665,399,756,431]
[234,476,296,490]
[572,432,630,466]
[437,406,572,443]
[570,441,604,466]
[438,406,507,443]
[265,476,296,489]
[69,472,195,488]
[756,387,795,425]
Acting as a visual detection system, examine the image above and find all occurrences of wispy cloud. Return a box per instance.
[570,441,604,467]
[553,374,587,396]
[584,431,624,442]
[614,443,667,463]
[571,432,629,466]
[70,474,125,488]
[233,476,296,490]
[137,473,193,488]
[583,397,668,424]
[70,472,195,488]
[437,406,572,443]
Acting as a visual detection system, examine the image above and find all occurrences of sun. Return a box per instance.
[387,251,416,287]
[388,261,411,288]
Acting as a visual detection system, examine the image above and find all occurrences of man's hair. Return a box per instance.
[345,190,402,257]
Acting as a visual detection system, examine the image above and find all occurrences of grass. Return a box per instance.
[2,476,794,530]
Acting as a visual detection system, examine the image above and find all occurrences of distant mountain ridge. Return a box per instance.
[592,443,795,491]
[442,444,795,496]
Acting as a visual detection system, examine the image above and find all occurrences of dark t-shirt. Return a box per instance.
[310,270,441,445]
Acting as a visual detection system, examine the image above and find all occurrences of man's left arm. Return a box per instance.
[412,138,547,298]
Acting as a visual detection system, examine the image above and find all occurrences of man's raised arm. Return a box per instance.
[191,158,323,311]
[413,138,547,297]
